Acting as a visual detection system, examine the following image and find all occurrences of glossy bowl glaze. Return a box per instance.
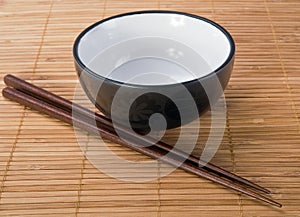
[73,10,235,133]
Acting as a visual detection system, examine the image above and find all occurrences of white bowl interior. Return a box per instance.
[77,13,231,85]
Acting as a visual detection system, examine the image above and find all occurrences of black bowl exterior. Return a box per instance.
[74,55,234,132]
[73,11,235,132]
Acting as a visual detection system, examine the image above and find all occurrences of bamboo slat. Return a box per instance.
[1,0,300,216]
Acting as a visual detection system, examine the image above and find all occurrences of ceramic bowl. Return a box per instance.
[73,10,235,133]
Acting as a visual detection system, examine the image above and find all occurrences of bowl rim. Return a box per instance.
[73,10,235,87]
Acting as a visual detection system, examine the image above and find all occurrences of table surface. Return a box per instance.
[0,0,300,216]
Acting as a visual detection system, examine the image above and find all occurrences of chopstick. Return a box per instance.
[3,74,270,194]
[2,75,282,207]
[2,87,282,208]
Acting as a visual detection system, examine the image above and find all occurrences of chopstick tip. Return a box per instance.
[271,200,282,208]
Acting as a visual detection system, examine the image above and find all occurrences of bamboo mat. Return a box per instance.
[0,0,300,216]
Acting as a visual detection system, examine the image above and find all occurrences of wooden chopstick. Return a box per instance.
[2,87,282,208]
[3,74,270,194]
